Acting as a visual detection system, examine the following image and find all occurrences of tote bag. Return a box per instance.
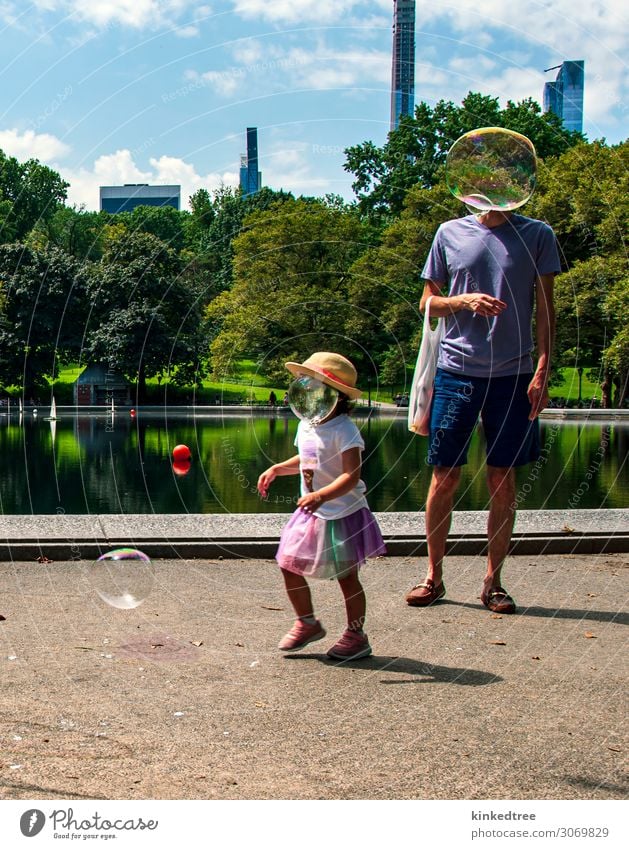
[408,296,445,436]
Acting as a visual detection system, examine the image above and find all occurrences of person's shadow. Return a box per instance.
[285,654,500,686]
[448,599,628,625]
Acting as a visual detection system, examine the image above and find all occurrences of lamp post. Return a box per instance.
[578,366,584,406]
[367,375,372,408]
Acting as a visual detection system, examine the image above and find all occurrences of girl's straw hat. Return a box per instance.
[285,352,362,400]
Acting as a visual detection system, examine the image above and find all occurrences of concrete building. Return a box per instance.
[100,184,181,213]
[543,61,585,134]
[239,128,262,197]
[390,0,415,131]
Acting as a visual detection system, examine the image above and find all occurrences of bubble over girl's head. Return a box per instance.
[445,127,537,212]
[287,376,339,425]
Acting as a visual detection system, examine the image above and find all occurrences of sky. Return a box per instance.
[0,0,626,211]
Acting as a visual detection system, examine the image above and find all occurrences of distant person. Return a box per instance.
[257,352,385,660]
[269,391,277,406]
[282,392,289,406]
[406,205,560,614]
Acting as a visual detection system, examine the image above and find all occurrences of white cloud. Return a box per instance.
[29,0,198,29]
[0,128,70,162]
[263,141,331,194]
[232,0,362,25]
[175,24,199,38]
[61,149,237,210]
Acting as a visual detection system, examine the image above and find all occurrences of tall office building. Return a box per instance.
[390,0,415,131]
[543,61,585,133]
[100,184,180,213]
[239,127,262,196]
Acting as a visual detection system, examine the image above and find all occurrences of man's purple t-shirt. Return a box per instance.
[422,214,561,377]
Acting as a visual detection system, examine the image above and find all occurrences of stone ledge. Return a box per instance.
[0,509,626,559]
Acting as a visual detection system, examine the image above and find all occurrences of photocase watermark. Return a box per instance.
[19,807,159,839]
[30,86,73,132]
[56,506,81,561]
[511,422,561,510]
[161,56,307,103]
[567,428,610,508]
[426,380,474,464]
[20,809,46,837]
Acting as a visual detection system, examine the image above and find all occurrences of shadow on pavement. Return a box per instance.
[450,601,628,625]
[285,654,500,685]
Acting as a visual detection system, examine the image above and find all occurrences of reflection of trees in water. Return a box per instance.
[0,417,626,513]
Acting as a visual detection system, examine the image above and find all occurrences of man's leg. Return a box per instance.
[483,465,517,612]
[427,466,462,585]
[406,465,460,605]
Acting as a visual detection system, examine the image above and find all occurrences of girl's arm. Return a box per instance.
[298,448,361,512]
[257,454,301,498]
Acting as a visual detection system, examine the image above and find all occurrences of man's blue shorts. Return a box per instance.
[426,368,540,468]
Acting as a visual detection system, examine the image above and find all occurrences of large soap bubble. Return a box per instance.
[90,548,153,609]
[288,376,338,425]
[445,127,537,212]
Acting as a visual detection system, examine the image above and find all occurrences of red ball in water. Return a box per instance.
[172,444,191,462]
[172,459,192,477]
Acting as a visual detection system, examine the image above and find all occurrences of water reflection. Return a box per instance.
[0,411,626,515]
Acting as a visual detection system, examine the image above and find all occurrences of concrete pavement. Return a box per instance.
[0,549,626,800]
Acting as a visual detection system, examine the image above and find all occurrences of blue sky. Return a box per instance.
[0,1,626,210]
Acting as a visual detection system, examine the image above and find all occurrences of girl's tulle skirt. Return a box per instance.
[276,507,386,580]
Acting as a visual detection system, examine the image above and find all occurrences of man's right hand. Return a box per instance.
[460,293,507,316]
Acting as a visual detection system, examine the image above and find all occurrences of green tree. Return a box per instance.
[344,92,583,220]
[83,230,205,400]
[346,182,461,377]
[0,150,69,241]
[207,197,371,382]
[0,244,87,395]
[529,140,628,404]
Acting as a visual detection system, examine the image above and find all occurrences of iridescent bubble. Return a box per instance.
[445,127,537,212]
[288,376,338,424]
[90,548,153,609]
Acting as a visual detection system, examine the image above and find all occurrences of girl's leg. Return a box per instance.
[281,568,315,619]
[337,568,366,632]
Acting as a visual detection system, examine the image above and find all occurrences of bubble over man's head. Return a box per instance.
[445,127,537,212]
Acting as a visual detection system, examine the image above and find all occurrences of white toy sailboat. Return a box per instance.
[44,397,57,421]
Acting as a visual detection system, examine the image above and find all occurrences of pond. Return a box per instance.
[1,410,627,515]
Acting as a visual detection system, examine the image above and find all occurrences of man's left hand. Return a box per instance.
[528,373,550,420]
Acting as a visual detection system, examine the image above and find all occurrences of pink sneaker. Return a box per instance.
[278,619,326,652]
[326,629,372,661]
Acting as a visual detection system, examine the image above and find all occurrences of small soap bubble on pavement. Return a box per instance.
[89,548,153,609]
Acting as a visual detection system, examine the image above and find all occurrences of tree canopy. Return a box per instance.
[344,92,584,219]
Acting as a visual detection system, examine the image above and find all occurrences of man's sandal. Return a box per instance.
[481,586,516,614]
[405,579,446,607]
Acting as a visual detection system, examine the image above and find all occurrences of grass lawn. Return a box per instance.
[549,367,601,402]
[47,361,287,404]
[12,362,604,407]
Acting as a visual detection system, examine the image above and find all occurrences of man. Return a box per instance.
[406,207,561,613]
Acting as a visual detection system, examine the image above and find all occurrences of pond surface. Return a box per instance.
[1,410,627,514]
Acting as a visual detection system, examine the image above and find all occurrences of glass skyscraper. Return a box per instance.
[543,61,585,133]
[239,127,262,197]
[390,0,415,131]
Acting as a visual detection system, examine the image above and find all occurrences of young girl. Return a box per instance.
[257,352,385,660]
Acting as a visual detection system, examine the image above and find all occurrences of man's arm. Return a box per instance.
[528,273,555,420]
[420,280,506,318]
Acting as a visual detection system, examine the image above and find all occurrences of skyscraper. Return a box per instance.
[390,0,415,131]
[543,61,585,133]
[239,127,262,196]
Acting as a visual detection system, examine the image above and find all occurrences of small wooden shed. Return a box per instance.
[74,365,131,406]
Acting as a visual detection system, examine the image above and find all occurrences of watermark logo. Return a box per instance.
[20,809,46,837]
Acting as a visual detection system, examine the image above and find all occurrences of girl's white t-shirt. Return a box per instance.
[295,414,368,520]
